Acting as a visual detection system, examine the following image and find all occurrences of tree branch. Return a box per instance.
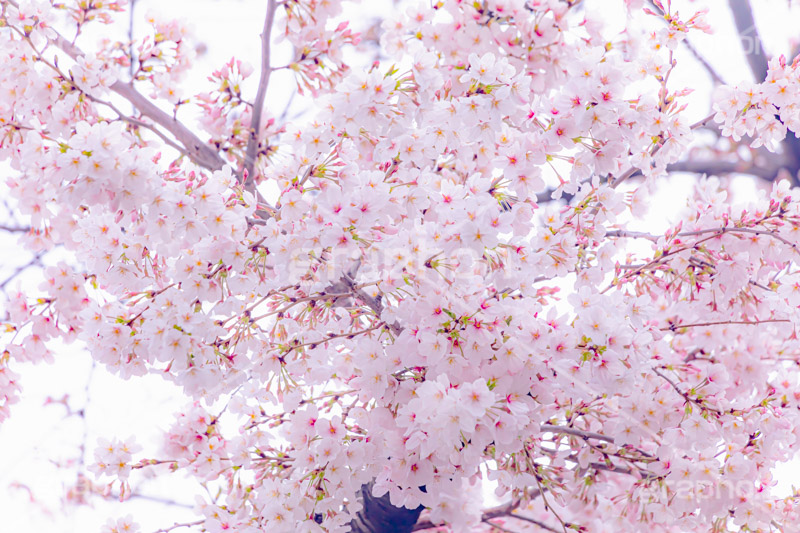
[243,0,279,189]
[667,158,780,180]
[0,224,30,232]
[683,38,726,85]
[0,252,44,291]
[511,513,561,533]
[152,519,204,533]
[5,0,227,172]
[727,0,768,82]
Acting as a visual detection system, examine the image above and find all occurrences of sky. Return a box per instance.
[2,1,800,532]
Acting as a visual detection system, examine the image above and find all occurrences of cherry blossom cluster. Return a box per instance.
[282,0,361,96]
[89,437,142,482]
[1,0,800,532]
[100,514,141,533]
[129,13,195,105]
[197,58,284,170]
[713,54,800,151]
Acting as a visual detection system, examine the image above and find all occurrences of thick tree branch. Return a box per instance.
[727,0,768,82]
[243,0,279,189]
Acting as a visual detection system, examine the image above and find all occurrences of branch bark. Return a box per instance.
[0,252,44,291]
[348,480,424,533]
[727,0,768,82]
[243,0,279,189]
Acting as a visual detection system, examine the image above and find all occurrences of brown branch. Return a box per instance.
[243,0,279,190]
[280,323,387,355]
[79,89,193,158]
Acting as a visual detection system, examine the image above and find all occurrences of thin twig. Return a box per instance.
[152,519,204,533]
[0,252,44,291]
[609,225,799,253]
[0,224,30,232]
[661,318,790,331]
[511,513,561,533]
[652,367,722,415]
[280,323,387,354]
[611,113,715,188]
[532,469,568,533]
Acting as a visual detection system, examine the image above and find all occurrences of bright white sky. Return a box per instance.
[2,1,800,532]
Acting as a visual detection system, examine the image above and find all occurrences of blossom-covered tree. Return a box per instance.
[3,0,800,531]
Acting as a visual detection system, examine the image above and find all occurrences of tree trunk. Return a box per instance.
[348,481,424,533]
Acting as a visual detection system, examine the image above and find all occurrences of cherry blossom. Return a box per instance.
[2,0,800,532]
